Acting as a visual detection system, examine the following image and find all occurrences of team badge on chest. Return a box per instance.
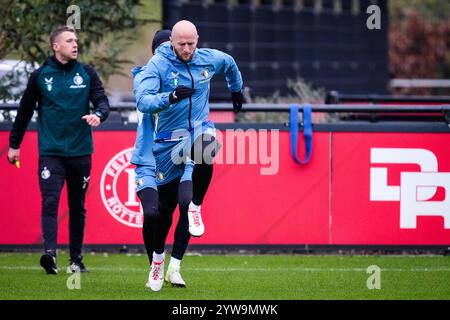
[201,68,209,79]
[44,77,53,92]
[70,73,86,89]
[73,73,84,85]
[171,72,179,87]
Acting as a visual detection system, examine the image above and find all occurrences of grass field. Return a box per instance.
[0,252,449,300]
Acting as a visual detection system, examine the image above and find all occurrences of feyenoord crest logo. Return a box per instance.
[70,73,86,89]
[156,171,165,182]
[73,73,83,85]
[100,148,143,228]
[41,167,51,179]
[199,68,211,84]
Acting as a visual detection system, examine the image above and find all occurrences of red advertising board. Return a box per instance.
[1,129,449,246]
[0,130,330,245]
[331,132,450,244]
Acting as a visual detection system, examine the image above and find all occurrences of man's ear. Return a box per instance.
[52,42,59,52]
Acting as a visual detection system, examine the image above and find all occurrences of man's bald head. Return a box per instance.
[172,20,198,39]
[171,20,199,62]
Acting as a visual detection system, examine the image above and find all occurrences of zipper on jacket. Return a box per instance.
[185,62,194,130]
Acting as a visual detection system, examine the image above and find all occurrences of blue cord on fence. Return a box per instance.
[289,103,313,164]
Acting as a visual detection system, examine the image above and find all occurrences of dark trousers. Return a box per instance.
[138,187,159,264]
[139,177,192,263]
[190,134,217,205]
[39,155,91,260]
[157,178,192,260]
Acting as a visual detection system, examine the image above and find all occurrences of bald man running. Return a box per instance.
[135,20,244,290]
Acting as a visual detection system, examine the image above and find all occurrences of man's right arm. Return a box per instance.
[134,60,171,114]
[9,69,41,149]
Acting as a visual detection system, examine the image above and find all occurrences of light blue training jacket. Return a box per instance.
[130,65,156,167]
[134,42,243,134]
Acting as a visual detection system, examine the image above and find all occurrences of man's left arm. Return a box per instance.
[214,50,243,92]
[214,50,244,112]
[83,64,111,126]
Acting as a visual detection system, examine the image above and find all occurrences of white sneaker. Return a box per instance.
[145,259,165,291]
[188,203,205,237]
[165,265,186,288]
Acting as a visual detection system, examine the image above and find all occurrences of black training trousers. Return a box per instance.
[138,178,192,263]
[137,187,159,264]
[39,155,91,260]
[154,177,193,260]
[190,134,218,206]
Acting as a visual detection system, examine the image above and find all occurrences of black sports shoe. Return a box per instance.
[40,254,58,275]
[69,256,89,273]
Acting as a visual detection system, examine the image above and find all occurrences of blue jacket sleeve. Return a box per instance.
[213,50,243,93]
[134,60,171,114]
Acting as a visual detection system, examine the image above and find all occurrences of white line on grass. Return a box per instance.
[1,266,450,272]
